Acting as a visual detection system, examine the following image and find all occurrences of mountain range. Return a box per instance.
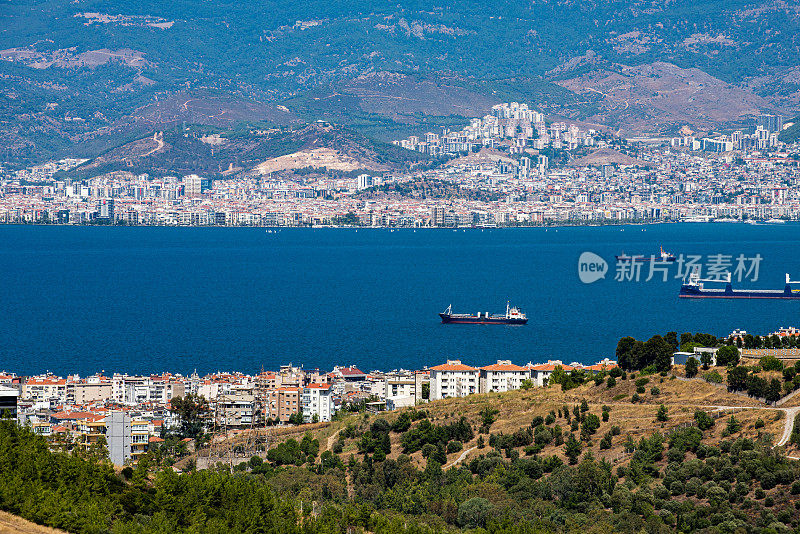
[2,0,799,169]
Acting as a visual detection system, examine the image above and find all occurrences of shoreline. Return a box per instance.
[0,220,790,230]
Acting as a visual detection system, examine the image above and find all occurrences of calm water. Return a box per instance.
[1,223,799,376]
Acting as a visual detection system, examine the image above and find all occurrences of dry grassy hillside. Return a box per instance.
[322,370,784,471]
[0,511,67,534]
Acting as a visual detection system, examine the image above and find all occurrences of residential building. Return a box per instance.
[429,360,479,400]
[0,385,18,419]
[268,387,301,422]
[302,383,334,422]
[106,411,131,466]
[479,360,529,393]
[527,360,574,388]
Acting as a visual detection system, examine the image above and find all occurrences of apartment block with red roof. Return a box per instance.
[429,360,479,400]
[479,360,529,393]
[22,377,68,405]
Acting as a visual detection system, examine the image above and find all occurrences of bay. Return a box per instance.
[0,223,798,376]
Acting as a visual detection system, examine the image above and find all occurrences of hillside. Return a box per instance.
[314,372,785,472]
[779,116,800,144]
[65,121,429,179]
[570,147,651,168]
[0,511,66,534]
[4,365,800,533]
[3,0,800,165]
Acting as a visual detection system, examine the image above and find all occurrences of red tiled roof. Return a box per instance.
[528,364,575,372]
[52,411,93,420]
[480,363,527,372]
[584,363,618,371]
[429,363,478,372]
[339,367,366,376]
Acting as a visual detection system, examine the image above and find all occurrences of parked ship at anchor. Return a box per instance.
[679,270,800,299]
[439,303,528,324]
[615,246,676,263]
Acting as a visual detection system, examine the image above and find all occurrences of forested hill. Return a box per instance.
[4,358,800,533]
[2,0,800,165]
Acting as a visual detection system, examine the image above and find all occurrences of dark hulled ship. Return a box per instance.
[679,270,800,299]
[439,302,528,324]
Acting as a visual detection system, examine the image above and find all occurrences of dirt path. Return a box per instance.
[446,446,476,469]
[141,132,164,157]
[326,428,341,452]
[777,406,800,446]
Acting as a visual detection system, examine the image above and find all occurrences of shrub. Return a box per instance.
[704,371,723,384]
[694,410,715,431]
[716,345,740,366]
[760,355,784,372]
[534,426,553,445]
[458,498,493,528]
[391,412,412,433]
[447,440,463,454]
[754,418,765,429]
[581,414,601,435]
[606,376,617,388]
[650,386,660,395]
[685,357,699,378]
[523,444,541,456]
[726,416,741,434]
[641,365,658,375]
[635,378,650,388]
[636,386,646,394]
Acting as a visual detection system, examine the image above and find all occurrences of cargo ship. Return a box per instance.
[616,246,676,263]
[679,270,800,299]
[439,302,528,324]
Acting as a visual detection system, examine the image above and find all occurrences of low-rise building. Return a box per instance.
[479,360,529,393]
[429,360,479,400]
[527,360,575,387]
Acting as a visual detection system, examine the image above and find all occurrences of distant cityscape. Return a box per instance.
[0,103,798,227]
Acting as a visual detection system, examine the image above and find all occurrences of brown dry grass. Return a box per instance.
[326,372,784,469]
[0,511,65,534]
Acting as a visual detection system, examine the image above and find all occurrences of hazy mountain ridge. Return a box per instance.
[2,0,799,167]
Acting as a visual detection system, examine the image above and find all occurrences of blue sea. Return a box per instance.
[1,223,799,376]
